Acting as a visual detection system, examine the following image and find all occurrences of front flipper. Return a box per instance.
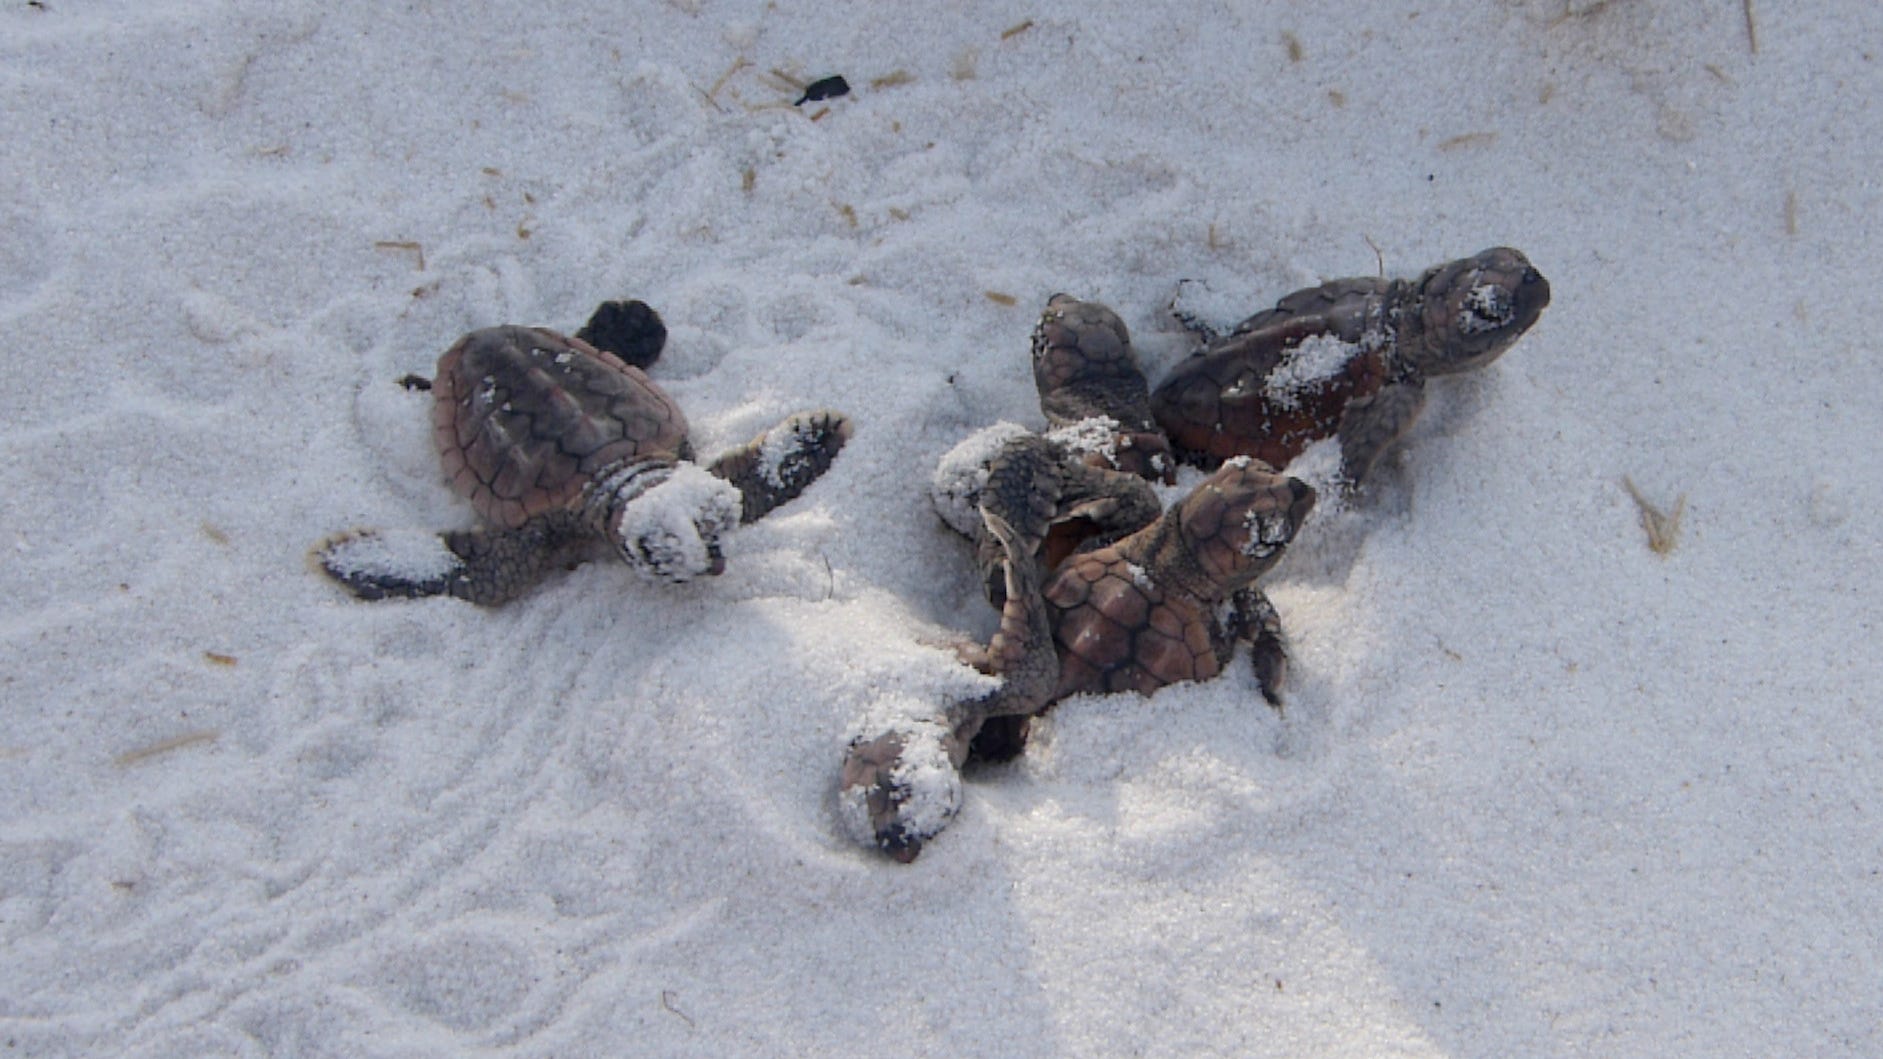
[1052,458,1162,552]
[839,721,964,864]
[1222,586,1288,708]
[977,452,1161,641]
[1336,378,1426,487]
[970,434,1069,605]
[315,513,592,606]
[975,442,1161,606]
[955,506,1064,761]
[707,410,853,524]
[961,509,1060,720]
[840,509,1059,861]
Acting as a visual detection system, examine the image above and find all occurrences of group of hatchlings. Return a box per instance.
[316,247,1550,863]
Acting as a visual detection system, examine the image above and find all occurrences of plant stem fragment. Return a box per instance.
[1622,476,1685,555]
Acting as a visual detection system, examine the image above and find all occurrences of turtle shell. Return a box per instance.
[1150,280,1391,469]
[1045,551,1222,697]
[1037,458,1315,699]
[431,325,689,529]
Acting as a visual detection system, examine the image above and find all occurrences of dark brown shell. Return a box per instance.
[431,325,689,529]
[1150,302,1388,469]
[1151,249,1549,470]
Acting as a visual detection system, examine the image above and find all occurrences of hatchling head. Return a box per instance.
[1402,246,1551,377]
[1177,457,1318,591]
[604,461,743,582]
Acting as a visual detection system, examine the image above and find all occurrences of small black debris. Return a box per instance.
[794,75,851,106]
[397,374,433,392]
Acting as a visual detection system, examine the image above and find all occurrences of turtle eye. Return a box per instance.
[624,528,683,580]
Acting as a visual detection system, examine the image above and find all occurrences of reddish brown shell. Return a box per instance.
[1150,312,1387,469]
[1045,551,1221,697]
[431,325,689,529]
[1030,458,1313,701]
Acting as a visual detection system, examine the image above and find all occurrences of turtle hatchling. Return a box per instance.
[842,454,1316,861]
[1150,247,1550,485]
[316,300,852,605]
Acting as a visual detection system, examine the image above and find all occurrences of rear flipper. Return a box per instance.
[315,514,592,606]
[708,410,854,524]
[1224,586,1289,708]
[1166,278,1229,345]
[840,509,1058,861]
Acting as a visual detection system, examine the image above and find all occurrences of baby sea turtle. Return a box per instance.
[1150,247,1550,485]
[842,454,1315,861]
[317,300,851,605]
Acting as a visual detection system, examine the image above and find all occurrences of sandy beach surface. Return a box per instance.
[3,1,1878,1055]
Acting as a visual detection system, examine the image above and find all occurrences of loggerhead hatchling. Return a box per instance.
[843,452,1316,861]
[317,300,851,604]
[1150,247,1549,485]
[932,294,1182,608]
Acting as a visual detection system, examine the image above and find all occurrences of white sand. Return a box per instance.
[4,2,1879,1056]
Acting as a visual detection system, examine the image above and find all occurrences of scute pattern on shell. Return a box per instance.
[1048,553,1220,696]
[1031,294,1176,483]
[432,325,690,529]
